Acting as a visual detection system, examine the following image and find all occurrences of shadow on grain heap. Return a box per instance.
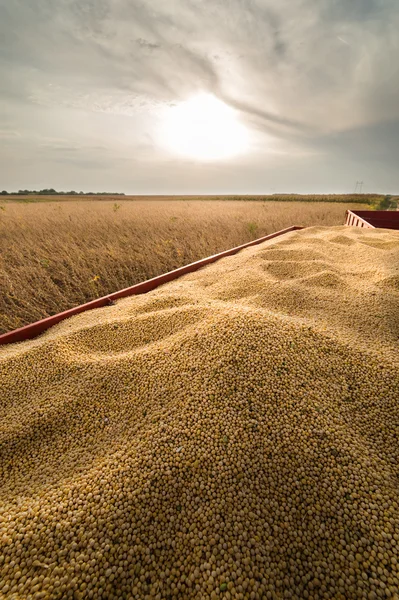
[0,226,398,599]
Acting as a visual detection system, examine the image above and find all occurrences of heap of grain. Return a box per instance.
[0,226,398,600]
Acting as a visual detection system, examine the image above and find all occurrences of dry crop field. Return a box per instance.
[0,198,367,334]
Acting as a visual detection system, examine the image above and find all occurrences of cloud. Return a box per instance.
[0,128,21,139]
[313,118,399,168]
[0,0,398,191]
[321,0,390,22]
[136,38,160,51]
[2,0,398,130]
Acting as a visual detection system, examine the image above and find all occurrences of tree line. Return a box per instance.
[1,189,125,196]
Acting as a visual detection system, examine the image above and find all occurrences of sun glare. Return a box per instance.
[160,93,249,161]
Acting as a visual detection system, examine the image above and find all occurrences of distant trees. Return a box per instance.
[0,189,125,196]
[378,195,398,210]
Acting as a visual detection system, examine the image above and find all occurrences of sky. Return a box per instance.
[0,0,398,194]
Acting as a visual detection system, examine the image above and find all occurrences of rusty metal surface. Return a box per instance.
[0,226,303,346]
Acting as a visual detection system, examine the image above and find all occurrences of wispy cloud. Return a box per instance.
[0,0,398,192]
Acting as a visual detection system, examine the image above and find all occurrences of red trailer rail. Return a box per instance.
[0,226,303,346]
[345,210,399,230]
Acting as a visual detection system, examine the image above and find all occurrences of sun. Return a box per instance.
[160,93,249,161]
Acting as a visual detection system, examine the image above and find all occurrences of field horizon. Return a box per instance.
[1,192,383,204]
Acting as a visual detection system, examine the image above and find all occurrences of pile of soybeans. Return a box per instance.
[0,225,399,600]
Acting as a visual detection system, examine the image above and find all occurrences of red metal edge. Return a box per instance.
[345,210,375,228]
[0,226,303,346]
[345,210,399,230]
[351,211,399,230]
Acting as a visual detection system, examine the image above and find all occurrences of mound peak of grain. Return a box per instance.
[0,226,398,600]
